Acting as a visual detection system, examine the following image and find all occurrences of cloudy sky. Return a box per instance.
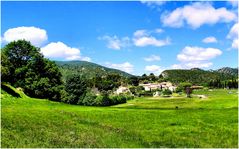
[1,1,238,75]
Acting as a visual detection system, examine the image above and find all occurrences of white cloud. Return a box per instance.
[227,23,239,49]
[161,2,237,29]
[141,1,165,6]
[141,0,166,9]
[171,62,213,69]
[99,29,167,49]
[133,29,149,38]
[172,46,222,69]
[98,35,130,50]
[171,64,183,69]
[133,29,169,47]
[134,36,170,47]
[232,38,239,49]
[177,46,222,62]
[144,55,161,62]
[155,28,164,33]
[202,36,218,43]
[2,26,48,47]
[41,42,91,61]
[105,62,134,73]
[145,65,163,75]
[227,23,239,39]
[185,62,213,68]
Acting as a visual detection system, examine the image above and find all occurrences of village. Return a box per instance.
[115,81,177,97]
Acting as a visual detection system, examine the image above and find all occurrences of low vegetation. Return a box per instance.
[1,86,238,148]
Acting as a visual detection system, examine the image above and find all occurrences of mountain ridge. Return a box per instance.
[55,60,134,80]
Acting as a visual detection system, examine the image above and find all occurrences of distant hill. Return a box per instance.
[55,61,134,80]
[216,67,238,76]
[160,67,238,85]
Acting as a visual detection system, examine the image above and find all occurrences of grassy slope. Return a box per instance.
[1,88,238,148]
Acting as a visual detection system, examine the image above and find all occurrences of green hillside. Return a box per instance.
[55,61,134,80]
[160,68,238,85]
[217,67,238,76]
[2,85,238,148]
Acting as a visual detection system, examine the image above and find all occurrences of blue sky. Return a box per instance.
[1,1,238,75]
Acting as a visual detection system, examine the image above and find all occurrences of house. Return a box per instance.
[115,86,130,94]
[139,82,176,92]
[91,87,100,95]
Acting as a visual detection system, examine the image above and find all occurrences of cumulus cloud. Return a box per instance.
[172,46,222,69]
[133,29,170,47]
[2,26,48,47]
[171,62,213,69]
[161,2,237,29]
[144,55,161,62]
[133,30,149,38]
[134,36,170,47]
[41,42,91,61]
[99,28,168,49]
[202,36,218,43]
[145,65,163,75]
[177,46,222,62]
[105,62,134,73]
[98,35,130,50]
[227,23,239,49]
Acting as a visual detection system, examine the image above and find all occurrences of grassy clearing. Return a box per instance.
[1,88,238,148]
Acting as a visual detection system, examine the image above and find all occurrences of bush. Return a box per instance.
[82,89,97,106]
[176,82,192,93]
[95,93,133,106]
[116,95,127,104]
[139,90,153,97]
[95,94,111,106]
[162,89,172,96]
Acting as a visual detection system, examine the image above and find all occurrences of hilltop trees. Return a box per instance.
[1,40,63,101]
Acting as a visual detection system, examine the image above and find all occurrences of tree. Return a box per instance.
[1,52,11,82]
[185,87,193,98]
[64,74,88,104]
[128,76,139,86]
[1,40,63,101]
[148,73,156,82]
[93,74,121,91]
[176,82,192,98]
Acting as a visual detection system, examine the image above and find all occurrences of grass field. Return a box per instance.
[1,87,238,148]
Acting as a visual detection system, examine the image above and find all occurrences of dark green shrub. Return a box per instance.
[116,95,127,104]
[162,89,172,96]
[95,91,111,106]
[139,90,153,97]
[82,89,97,106]
[64,74,87,104]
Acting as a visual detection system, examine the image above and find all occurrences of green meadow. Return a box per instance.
[1,88,238,148]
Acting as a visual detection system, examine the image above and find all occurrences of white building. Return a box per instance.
[139,82,176,92]
[115,86,130,94]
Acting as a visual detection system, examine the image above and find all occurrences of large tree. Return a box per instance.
[1,40,63,101]
[64,74,88,104]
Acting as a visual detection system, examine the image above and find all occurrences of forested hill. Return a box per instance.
[160,67,238,85]
[55,61,134,80]
[217,67,238,76]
